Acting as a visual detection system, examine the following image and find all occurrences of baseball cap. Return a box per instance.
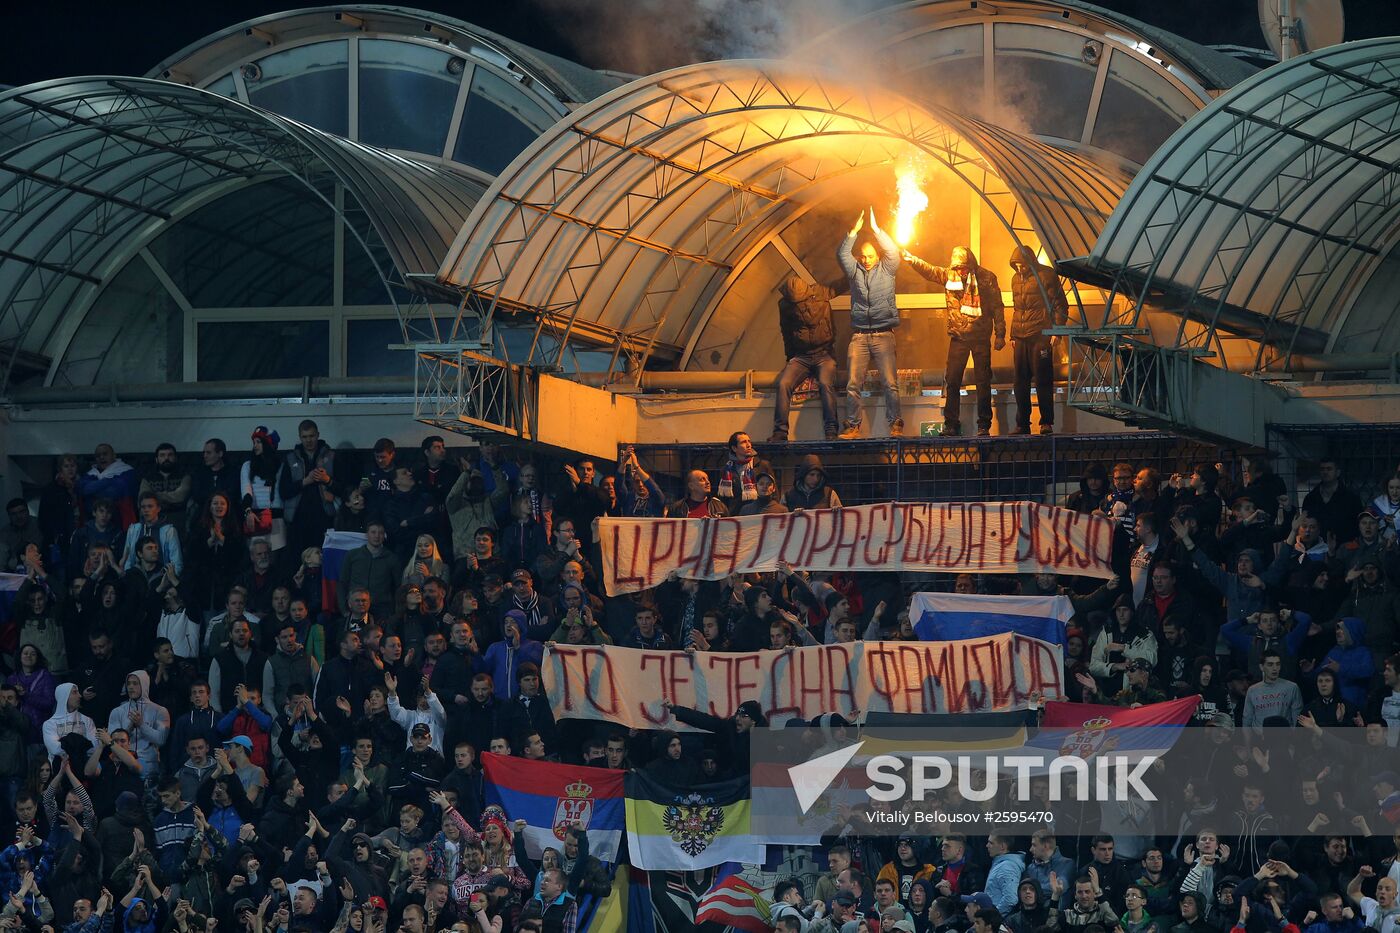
[223,735,253,752]
[889,922,917,933]
[961,893,995,910]
[511,568,532,582]
[1371,770,1400,788]
[410,723,432,738]
[1127,657,1153,672]
[234,898,255,914]
[365,896,388,911]
[832,891,857,907]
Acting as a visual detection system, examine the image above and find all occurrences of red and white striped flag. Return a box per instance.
[695,873,771,933]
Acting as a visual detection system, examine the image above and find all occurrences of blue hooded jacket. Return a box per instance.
[1312,616,1373,706]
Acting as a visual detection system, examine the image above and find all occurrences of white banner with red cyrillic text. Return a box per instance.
[596,501,1114,595]
[541,634,1065,731]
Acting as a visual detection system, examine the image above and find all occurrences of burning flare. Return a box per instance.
[893,156,930,246]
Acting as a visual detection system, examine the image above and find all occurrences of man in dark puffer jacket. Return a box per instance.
[771,276,846,443]
[1008,245,1069,435]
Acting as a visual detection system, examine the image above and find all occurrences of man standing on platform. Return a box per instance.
[903,245,1005,436]
[837,208,903,440]
[1008,246,1068,435]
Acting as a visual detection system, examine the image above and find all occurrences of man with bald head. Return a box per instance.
[666,470,727,518]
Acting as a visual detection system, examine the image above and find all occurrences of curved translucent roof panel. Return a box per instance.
[437,62,1130,371]
[800,0,1250,169]
[1078,38,1400,368]
[0,77,484,389]
[149,6,627,179]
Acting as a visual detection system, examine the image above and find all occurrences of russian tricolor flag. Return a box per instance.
[910,592,1072,647]
[482,753,624,862]
[320,530,366,616]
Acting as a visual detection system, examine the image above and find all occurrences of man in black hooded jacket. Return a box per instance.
[771,275,846,443]
[1008,246,1068,435]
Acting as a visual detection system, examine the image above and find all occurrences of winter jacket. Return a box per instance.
[663,497,728,519]
[1310,616,1373,706]
[1025,846,1077,907]
[381,486,439,557]
[837,226,900,331]
[1009,245,1069,338]
[906,247,1006,341]
[784,454,843,511]
[986,851,1028,913]
[0,705,26,779]
[1330,579,1400,670]
[778,276,840,357]
[139,468,191,519]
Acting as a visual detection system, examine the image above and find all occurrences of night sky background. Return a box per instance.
[4,0,1398,89]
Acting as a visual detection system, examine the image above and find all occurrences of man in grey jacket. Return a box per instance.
[837,208,903,439]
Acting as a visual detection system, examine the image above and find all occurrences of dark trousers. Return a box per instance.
[944,334,992,429]
[774,350,839,437]
[1012,335,1055,428]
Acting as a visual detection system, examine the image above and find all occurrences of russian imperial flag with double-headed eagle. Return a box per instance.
[482,753,624,862]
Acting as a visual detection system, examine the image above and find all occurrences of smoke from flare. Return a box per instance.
[893,162,930,246]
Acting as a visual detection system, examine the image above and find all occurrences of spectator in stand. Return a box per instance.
[1242,650,1303,730]
[188,439,240,528]
[1373,477,1400,543]
[361,438,399,520]
[617,446,665,518]
[716,432,774,516]
[184,492,245,614]
[77,444,139,529]
[337,522,397,615]
[138,443,191,528]
[837,209,904,439]
[1302,459,1364,546]
[38,454,81,574]
[785,454,842,511]
[1242,455,1289,514]
[499,496,548,573]
[66,498,120,584]
[382,467,439,565]
[238,426,284,556]
[1067,464,1109,514]
[446,464,507,562]
[118,493,183,577]
[665,470,727,518]
[1331,557,1400,676]
[280,419,340,557]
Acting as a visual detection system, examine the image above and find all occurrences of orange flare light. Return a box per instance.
[893,157,930,246]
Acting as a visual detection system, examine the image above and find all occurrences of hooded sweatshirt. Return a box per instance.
[107,670,171,774]
[42,683,96,758]
[986,850,1028,913]
[785,455,843,511]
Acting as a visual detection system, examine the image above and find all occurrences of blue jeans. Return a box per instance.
[774,351,839,438]
[845,330,900,428]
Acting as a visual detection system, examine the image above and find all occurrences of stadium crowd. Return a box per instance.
[1,421,1397,933]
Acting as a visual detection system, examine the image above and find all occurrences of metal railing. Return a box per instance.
[630,432,1239,507]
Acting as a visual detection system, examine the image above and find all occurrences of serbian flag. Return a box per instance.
[482,752,623,862]
[320,530,365,616]
[1030,694,1201,761]
[696,866,772,933]
[910,592,1072,647]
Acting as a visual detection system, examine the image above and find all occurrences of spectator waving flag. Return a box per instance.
[910,592,1072,647]
[625,771,764,870]
[695,865,772,933]
[320,530,366,615]
[482,752,624,862]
